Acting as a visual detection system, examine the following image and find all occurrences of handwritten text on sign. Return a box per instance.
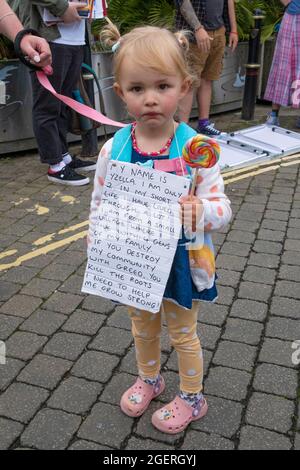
[82,161,189,313]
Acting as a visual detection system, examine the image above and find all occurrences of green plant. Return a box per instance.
[234,0,284,41]
[91,0,175,45]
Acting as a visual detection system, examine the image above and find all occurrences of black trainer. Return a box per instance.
[68,156,97,172]
[197,122,222,137]
[47,165,90,186]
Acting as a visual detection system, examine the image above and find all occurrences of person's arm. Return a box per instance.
[0,0,28,40]
[227,0,238,52]
[0,0,51,67]
[178,0,212,53]
[195,164,232,232]
[280,0,291,6]
[179,162,232,240]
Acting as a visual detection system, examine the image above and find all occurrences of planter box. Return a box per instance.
[91,51,128,122]
[0,60,35,154]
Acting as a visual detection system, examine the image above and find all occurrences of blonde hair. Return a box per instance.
[101,20,196,85]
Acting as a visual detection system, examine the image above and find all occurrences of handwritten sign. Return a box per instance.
[82,161,189,313]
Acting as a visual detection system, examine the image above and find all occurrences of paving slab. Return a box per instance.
[246,392,294,433]
[20,408,81,450]
[182,431,234,450]
[0,382,49,423]
[17,354,72,390]
[204,366,251,401]
[253,363,298,399]
[47,376,102,414]
[0,417,24,450]
[77,402,132,448]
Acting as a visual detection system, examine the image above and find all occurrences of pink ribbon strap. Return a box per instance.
[36,71,126,128]
[154,157,188,176]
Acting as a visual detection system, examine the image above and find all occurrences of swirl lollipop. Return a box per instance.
[182,134,220,195]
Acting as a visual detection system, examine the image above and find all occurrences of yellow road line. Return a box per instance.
[222,153,300,179]
[281,159,300,167]
[222,160,279,179]
[224,165,281,185]
[33,221,89,246]
[58,220,89,235]
[33,233,56,246]
[281,152,300,161]
[0,249,18,261]
[224,158,300,184]
[0,230,87,272]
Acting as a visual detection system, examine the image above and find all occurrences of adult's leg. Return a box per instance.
[178,88,195,123]
[57,45,84,155]
[178,42,207,123]
[272,104,281,112]
[30,43,72,165]
[197,78,212,120]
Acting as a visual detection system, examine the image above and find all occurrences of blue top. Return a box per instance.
[287,0,300,15]
[131,148,218,310]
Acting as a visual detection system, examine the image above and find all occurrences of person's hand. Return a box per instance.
[229,32,239,52]
[20,35,53,73]
[195,27,213,54]
[61,2,84,23]
[179,195,204,232]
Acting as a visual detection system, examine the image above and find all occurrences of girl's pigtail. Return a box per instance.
[174,30,190,54]
[100,17,122,51]
[175,30,199,88]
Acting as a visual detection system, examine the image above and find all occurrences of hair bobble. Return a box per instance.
[112,40,121,53]
[174,31,189,52]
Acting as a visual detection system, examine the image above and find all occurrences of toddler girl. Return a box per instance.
[88,22,232,434]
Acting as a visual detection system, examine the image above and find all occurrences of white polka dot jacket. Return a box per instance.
[88,123,232,293]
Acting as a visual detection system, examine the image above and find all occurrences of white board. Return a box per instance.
[228,125,300,157]
[218,140,269,170]
[82,160,190,313]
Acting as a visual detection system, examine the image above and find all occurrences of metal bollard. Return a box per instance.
[241,9,265,121]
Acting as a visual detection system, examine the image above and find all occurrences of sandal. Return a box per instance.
[120,375,165,417]
[151,394,208,434]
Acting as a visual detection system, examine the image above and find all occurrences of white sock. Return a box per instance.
[62,153,72,165]
[49,161,66,173]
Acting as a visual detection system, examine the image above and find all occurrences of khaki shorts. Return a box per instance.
[188,26,226,81]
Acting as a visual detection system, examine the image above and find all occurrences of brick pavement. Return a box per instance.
[0,111,299,450]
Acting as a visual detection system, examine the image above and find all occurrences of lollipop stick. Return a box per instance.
[189,168,198,199]
[189,168,198,233]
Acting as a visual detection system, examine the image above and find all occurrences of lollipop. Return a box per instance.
[182,134,220,169]
[182,134,220,195]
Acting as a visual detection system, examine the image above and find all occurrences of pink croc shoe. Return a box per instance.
[120,376,165,418]
[151,395,208,434]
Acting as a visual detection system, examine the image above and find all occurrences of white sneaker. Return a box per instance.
[266,113,280,126]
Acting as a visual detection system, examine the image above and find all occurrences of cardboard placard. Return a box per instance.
[82,160,190,313]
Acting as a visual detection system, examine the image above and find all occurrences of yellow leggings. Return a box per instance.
[128,300,203,394]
